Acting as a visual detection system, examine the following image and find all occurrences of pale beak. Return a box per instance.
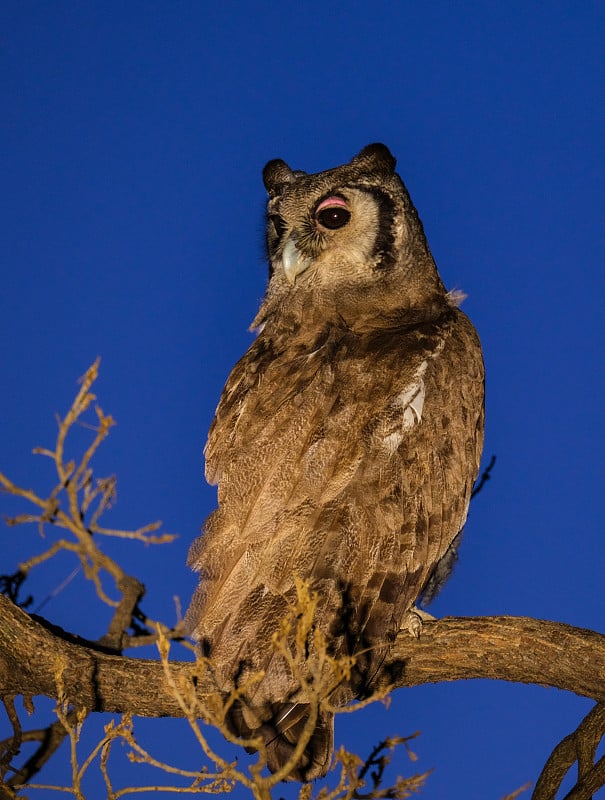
[282,237,312,284]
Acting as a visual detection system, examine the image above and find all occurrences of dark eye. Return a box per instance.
[316,206,351,229]
[314,196,351,230]
[269,214,286,239]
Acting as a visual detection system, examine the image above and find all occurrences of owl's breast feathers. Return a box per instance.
[187,303,484,703]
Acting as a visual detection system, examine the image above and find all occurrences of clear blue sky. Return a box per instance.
[2,3,605,798]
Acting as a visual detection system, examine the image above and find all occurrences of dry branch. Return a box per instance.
[532,703,605,800]
[1,594,604,719]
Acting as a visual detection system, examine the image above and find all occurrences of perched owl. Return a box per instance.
[186,144,484,780]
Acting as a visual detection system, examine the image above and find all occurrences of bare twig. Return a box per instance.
[0,697,22,782]
[2,710,78,788]
[1,360,179,630]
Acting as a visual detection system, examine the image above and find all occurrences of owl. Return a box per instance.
[186,144,484,780]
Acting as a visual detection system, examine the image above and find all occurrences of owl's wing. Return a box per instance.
[186,309,484,703]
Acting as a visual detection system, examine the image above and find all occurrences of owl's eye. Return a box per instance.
[314,196,351,230]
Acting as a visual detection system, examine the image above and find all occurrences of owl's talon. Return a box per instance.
[402,606,437,638]
[405,612,423,638]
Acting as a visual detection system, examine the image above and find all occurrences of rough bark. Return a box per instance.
[1,593,604,716]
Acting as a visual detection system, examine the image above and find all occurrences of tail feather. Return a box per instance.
[227,702,333,781]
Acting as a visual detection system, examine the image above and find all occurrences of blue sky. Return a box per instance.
[2,3,605,798]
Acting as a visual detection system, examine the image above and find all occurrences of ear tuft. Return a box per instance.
[263,159,296,196]
[350,143,396,175]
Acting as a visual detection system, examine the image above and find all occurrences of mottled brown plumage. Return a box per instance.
[186,144,484,780]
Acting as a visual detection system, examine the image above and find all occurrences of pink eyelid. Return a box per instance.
[315,196,348,213]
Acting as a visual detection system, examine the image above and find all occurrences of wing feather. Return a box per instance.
[186,308,484,704]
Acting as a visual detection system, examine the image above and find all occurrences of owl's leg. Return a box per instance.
[401,605,437,639]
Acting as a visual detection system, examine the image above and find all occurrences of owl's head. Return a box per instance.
[259,144,447,330]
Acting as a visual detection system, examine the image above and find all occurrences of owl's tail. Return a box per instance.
[227,701,334,781]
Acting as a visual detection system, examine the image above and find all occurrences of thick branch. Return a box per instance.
[1,594,605,717]
[390,614,605,701]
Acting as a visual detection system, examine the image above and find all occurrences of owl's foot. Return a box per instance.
[402,606,437,639]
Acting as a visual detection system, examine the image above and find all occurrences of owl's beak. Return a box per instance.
[282,237,312,284]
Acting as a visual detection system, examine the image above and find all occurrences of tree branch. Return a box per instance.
[2,594,604,719]
[532,703,605,800]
